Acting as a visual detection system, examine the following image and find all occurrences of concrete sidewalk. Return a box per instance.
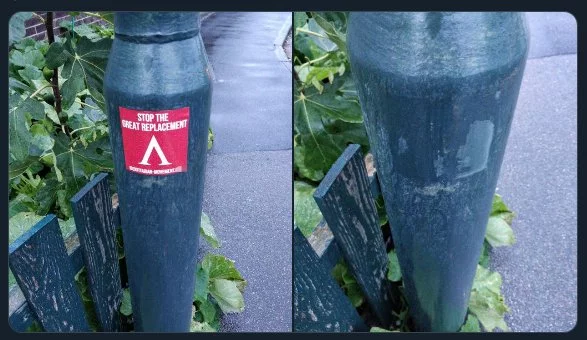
[198,12,292,332]
[491,12,577,332]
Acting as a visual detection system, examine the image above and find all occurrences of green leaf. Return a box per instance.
[60,35,112,111]
[28,124,54,156]
[190,320,216,332]
[332,261,365,308]
[491,194,512,215]
[9,157,40,180]
[201,254,245,283]
[53,132,114,194]
[194,263,210,303]
[478,240,490,268]
[468,265,510,332]
[9,194,36,219]
[120,289,133,316]
[9,12,33,45]
[200,212,220,248]
[57,190,73,219]
[460,314,481,332]
[45,42,70,69]
[9,93,43,162]
[387,249,402,282]
[293,181,322,236]
[10,49,45,69]
[485,216,515,247]
[8,212,43,244]
[370,327,396,332]
[209,278,245,314]
[294,93,368,182]
[301,76,363,123]
[207,127,214,150]
[197,298,217,323]
[306,18,338,52]
[293,12,309,29]
[312,12,347,51]
[18,65,42,84]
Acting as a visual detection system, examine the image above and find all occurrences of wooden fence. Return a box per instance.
[293,144,400,332]
[8,173,123,332]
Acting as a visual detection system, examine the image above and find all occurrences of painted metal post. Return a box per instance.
[348,12,528,331]
[104,12,212,331]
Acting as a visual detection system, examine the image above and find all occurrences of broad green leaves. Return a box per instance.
[293,181,322,236]
[200,212,220,248]
[194,254,247,314]
[485,194,516,247]
[386,249,402,282]
[468,265,510,332]
[294,12,368,183]
[9,12,33,45]
[46,35,112,111]
[332,260,365,307]
[120,289,133,316]
[460,314,481,332]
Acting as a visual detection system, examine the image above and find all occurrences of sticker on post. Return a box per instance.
[119,107,189,176]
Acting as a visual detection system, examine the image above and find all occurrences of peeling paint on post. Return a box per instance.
[348,12,528,331]
[104,12,212,332]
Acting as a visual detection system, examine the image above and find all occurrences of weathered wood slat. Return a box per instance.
[293,227,367,332]
[314,144,397,327]
[8,215,89,332]
[9,193,121,332]
[71,173,122,331]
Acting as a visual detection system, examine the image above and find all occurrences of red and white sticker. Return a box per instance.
[119,107,189,176]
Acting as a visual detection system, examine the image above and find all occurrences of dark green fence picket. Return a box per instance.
[71,173,122,331]
[293,227,367,332]
[313,144,397,327]
[9,215,89,332]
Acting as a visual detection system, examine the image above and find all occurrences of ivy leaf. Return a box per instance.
[209,279,245,314]
[200,212,220,248]
[293,181,322,236]
[460,314,481,332]
[468,265,509,332]
[387,249,402,282]
[119,289,133,316]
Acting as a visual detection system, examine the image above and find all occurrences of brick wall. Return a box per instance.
[25,12,104,40]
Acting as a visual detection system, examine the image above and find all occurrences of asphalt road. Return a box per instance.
[490,12,577,332]
[198,12,292,332]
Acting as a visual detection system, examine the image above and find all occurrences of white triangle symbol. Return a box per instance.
[138,135,172,166]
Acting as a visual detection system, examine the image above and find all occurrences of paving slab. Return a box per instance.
[198,12,293,332]
[201,12,292,153]
[492,53,577,332]
[525,12,577,59]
